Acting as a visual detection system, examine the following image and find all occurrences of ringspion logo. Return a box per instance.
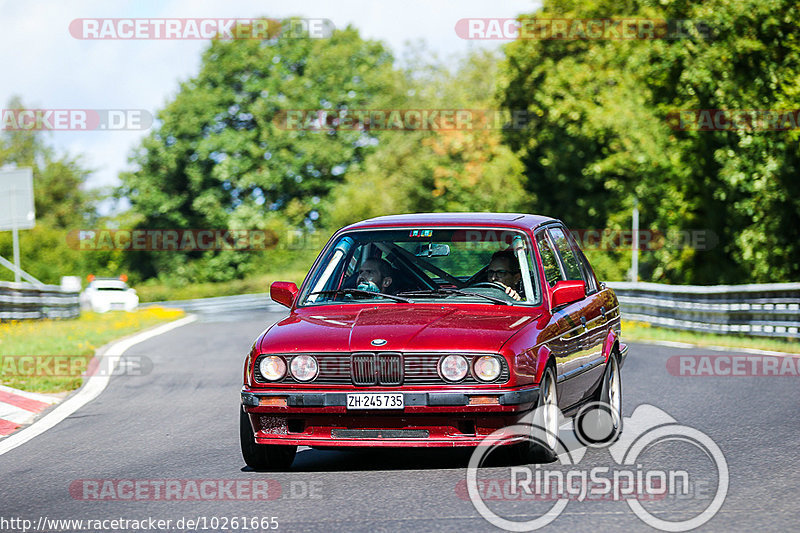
[466,404,728,531]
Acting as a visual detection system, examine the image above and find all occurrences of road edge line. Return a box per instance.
[0,314,198,456]
[637,339,799,356]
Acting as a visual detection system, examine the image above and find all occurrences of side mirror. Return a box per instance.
[270,281,299,308]
[551,280,585,308]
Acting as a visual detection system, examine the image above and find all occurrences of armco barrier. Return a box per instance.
[141,293,284,314]
[145,282,800,339]
[607,281,800,338]
[0,281,80,321]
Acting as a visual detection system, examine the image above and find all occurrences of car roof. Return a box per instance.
[342,212,559,231]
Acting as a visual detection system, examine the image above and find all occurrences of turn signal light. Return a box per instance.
[468,396,500,405]
[259,397,288,407]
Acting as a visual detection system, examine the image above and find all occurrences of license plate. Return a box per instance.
[346,393,404,410]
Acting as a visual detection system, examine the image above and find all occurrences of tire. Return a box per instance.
[575,353,622,446]
[239,408,297,471]
[508,365,559,464]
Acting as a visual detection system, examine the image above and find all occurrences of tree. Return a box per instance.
[324,49,528,230]
[499,0,800,283]
[0,97,116,284]
[0,96,97,229]
[121,22,405,282]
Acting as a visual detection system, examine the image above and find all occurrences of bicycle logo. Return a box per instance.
[465,403,729,532]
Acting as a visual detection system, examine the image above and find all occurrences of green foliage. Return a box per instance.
[0,97,97,229]
[8,8,792,289]
[324,49,529,230]
[120,22,403,282]
[499,0,800,283]
[0,97,119,285]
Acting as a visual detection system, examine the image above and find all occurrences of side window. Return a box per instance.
[547,227,584,282]
[535,231,563,287]
[562,229,599,293]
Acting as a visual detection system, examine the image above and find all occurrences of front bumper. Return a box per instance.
[241,387,539,447]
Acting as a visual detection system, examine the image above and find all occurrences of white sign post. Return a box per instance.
[0,167,36,283]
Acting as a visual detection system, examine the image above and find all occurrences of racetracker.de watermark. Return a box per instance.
[1,109,152,131]
[69,18,334,40]
[69,479,322,501]
[569,229,716,251]
[0,355,151,378]
[667,109,800,131]
[68,229,281,252]
[455,18,710,40]
[274,109,532,131]
[667,354,800,377]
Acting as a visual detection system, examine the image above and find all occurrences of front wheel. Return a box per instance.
[508,365,560,464]
[239,408,297,471]
[575,353,622,446]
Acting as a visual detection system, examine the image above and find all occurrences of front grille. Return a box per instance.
[253,352,507,385]
[379,353,403,385]
[351,353,376,385]
[351,352,403,386]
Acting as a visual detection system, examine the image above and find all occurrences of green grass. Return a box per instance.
[135,271,308,302]
[622,320,800,354]
[0,307,185,393]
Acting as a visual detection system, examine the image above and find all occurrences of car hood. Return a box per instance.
[258,305,542,354]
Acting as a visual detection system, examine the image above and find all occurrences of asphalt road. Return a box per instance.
[1,308,797,532]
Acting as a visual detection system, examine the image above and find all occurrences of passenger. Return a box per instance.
[485,249,523,301]
[356,258,394,294]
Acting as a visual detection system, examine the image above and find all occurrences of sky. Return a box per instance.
[0,0,540,201]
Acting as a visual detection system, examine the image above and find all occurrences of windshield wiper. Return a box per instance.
[398,288,512,305]
[308,289,412,303]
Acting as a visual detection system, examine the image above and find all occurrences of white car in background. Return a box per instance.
[80,277,139,312]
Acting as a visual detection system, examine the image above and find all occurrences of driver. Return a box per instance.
[486,250,523,301]
[356,258,394,294]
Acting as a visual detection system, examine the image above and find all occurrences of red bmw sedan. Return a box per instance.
[240,213,627,469]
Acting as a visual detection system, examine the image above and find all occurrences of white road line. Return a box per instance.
[640,339,799,356]
[646,340,696,349]
[0,314,197,456]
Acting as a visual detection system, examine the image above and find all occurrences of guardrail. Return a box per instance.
[141,293,285,315]
[143,282,800,339]
[0,281,81,321]
[607,281,800,338]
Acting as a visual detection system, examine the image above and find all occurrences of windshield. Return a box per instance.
[298,228,542,306]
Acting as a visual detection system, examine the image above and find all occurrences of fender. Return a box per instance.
[603,328,619,363]
[534,344,554,384]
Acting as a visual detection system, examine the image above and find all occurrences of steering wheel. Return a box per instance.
[468,281,509,291]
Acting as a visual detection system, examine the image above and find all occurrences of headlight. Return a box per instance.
[474,356,502,381]
[290,355,319,382]
[439,354,469,382]
[259,355,287,381]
